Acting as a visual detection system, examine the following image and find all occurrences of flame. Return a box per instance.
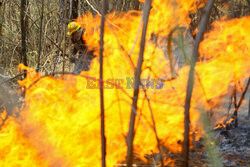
[0,116,49,166]
[214,117,235,130]
[199,16,250,60]
[198,15,250,103]
[0,1,249,166]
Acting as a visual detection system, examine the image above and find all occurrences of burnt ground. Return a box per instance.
[215,118,250,167]
[204,89,250,167]
[188,83,250,167]
[216,87,250,167]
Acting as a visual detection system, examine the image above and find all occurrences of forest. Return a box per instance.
[0,0,249,166]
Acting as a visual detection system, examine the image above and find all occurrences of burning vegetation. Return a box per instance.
[0,0,249,166]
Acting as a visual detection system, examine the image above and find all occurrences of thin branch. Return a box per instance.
[142,88,163,167]
[227,94,233,117]
[182,0,215,166]
[0,111,8,130]
[0,72,27,85]
[85,0,101,15]
[128,16,143,59]
[85,0,128,33]
[99,0,107,166]
[126,0,152,166]
[23,13,64,54]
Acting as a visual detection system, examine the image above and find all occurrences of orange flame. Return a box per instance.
[0,1,249,166]
[214,117,235,130]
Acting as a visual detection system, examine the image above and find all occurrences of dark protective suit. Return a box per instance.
[70,29,95,74]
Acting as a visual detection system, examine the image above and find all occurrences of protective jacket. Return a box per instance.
[68,22,95,74]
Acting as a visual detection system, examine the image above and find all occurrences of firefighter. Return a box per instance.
[67,21,95,74]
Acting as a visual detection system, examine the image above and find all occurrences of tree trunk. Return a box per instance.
[0,1,2,37]
[20,0,29,67]
[71,0,79,20]
[126,0,152,166]
[59,0,70,25]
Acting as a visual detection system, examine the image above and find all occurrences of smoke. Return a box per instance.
[0,74,18,116]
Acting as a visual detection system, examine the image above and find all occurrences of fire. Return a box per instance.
[0,117,49,166]
[198,15,250,104]
[0,0,249,166]
[214,117,235,130]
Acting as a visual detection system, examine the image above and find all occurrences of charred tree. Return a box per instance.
[20,0,29,67]
[71,0,79,20]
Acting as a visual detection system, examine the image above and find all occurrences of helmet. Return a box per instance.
[67,22,81,35]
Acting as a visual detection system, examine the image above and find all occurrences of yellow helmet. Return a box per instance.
[67,21,81,35]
